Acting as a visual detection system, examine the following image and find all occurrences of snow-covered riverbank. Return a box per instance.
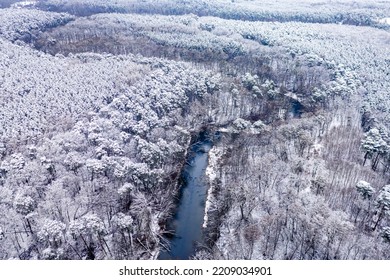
[203,146,224,228]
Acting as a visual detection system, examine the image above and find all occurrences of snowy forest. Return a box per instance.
[0,0,390,260]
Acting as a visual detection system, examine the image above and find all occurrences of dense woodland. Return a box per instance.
[0,0,390,260]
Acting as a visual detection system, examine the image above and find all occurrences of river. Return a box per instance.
[158,134,212,260]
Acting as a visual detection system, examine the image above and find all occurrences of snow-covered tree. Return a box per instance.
[356,180,375,200]
[361,128,388,169]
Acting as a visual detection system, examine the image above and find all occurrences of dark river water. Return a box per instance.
[291,100,304,117]
[158,135,212,260]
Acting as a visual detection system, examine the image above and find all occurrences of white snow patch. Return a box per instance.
[149,213,161,260]
[174,125,190,135]
[310,143,324,157]
[284,92,300,101]
[378,18,390,25]
[11,1,37,8]
[217,128,230,133]
[328,115,341,131]
[203,146,224,228]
